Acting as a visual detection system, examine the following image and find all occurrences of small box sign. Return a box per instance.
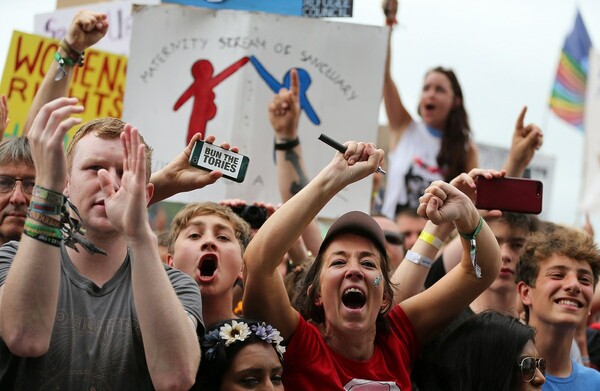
[302,0,353,18]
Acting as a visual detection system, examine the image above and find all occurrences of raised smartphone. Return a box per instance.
[188,140,250,183]
[475,176,543,214]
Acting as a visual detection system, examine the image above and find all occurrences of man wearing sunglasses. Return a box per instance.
[517,224,600,389]
[0,137,35,246]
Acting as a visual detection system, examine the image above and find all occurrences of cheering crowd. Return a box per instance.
[0,2,598,390]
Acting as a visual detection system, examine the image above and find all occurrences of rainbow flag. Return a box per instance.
[549,11,592,130]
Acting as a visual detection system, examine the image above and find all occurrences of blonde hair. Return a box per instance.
[167,202,250,255]
[67,118,153,183]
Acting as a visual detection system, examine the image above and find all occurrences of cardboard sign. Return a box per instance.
[0,31,127,138]
[123,5,387,217]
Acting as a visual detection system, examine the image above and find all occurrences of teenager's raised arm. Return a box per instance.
[23,11,108,134]
[401,179,501,346]
[391,168,504,305]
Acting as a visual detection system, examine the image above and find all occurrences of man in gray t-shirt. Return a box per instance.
[0,100,203,389]
[0,241,202,389]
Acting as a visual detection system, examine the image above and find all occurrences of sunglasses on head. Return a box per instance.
[518,356,546,382]
[383,231,403,246]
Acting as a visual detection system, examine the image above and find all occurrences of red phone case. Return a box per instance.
[475,177,543,214]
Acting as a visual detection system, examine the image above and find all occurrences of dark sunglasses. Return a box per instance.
[518,356,546,382]
[383,231,404,246]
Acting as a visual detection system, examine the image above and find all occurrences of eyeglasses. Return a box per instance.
[518,356,546,382]
[0,175,35,195]
[383,231,404,246]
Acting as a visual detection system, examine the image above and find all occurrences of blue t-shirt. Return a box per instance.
[543,360,600,390]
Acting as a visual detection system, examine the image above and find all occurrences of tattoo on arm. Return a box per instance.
[285,149,309,195]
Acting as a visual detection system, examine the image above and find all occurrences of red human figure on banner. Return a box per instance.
[174,57,249,143]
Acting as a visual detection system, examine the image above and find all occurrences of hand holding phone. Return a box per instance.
[475,176,543,214]
[188,140,250,183]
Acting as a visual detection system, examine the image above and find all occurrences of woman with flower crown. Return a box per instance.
[194,318,286,390]
[242,140,501,389]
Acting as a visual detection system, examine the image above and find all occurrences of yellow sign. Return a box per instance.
[0,30,127,139]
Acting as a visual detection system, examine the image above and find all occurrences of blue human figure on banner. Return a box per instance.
[249,55,320,126]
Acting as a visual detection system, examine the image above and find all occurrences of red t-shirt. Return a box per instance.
[283,305,418,390]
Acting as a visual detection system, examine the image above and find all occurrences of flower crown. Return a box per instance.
[202,320,286,361]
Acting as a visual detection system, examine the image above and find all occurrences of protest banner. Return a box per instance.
[0,30,127,138]
[123,4,386,217]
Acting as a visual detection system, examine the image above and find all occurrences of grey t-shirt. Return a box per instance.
[0,241,203,390]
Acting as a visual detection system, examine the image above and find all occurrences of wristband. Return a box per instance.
[419,231,443,250]
[458,216,484,279]
[29,201,62,215]
[60,40,84,66]
[23,230,62,247]
[27,209,62,228]
[274,137,300,150]
[32,185,65,206]
[458,216,484,241]
[24,220,62,239]
[405,250,433,269]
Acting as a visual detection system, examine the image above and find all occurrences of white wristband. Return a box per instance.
[405,250,433,269]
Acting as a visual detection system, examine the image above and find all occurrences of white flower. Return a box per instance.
[276,343,286,356]
[219,320,251,347]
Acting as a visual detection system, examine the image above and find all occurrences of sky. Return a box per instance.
[0,0,599,228]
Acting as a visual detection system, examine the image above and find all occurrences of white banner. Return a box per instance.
[580,49,600,213]
[123,4,387,218]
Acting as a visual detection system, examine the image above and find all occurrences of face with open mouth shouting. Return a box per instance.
[169,214,243,297]
[315,233,388,333]
[522,254,594,328]
[418,71,458,131]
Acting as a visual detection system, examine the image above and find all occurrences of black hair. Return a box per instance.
[433,311,536,391]
[419,67,472,181]
[193,319,284,391]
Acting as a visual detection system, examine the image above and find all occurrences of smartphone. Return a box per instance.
[475,176,543,214]
[188,140,250,183]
